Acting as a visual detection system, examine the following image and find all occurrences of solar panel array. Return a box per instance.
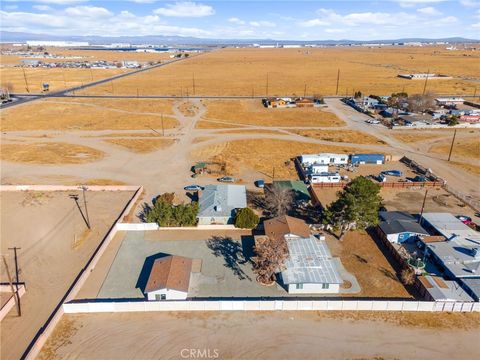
[282,236,343,285]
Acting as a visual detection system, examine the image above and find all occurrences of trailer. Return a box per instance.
[306,164,329,175]
[300,153,348,166]
[309,172,341,184]
[350,153,385,165]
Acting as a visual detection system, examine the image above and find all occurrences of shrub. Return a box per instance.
[145,193,198,227]
[234,207,259,229]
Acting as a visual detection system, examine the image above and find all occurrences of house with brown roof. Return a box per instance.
[145,255,193,300]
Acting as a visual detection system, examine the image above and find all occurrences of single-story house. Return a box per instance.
[397,114,434,126]
[145,255,192,300]
[378,211,429,244]
[263,215,343,294]
[418,275,473,302]
[197,184,247,225]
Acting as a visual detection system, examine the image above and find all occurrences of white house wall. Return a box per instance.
[147,288,188,300]
[197,216,231,225]
[287,283,340,294]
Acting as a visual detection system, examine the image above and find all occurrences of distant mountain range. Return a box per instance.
[1,31,479,46]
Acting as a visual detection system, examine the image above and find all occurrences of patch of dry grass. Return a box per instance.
[79,47,479,96]
[192,136,214,144]
[326,231,411,298]
[451,161,480,175]
[391,131,448,143]
[1,142,104,164]
[1,99,178,131]
[192,138,363,178]
[52,97,174,114]
[194,120,239,129]
[430,137,480,160]
[105,138,175,153]
[201,100,344,127]
[292,129,386,144]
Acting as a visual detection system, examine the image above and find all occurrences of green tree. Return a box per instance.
[234,208,259,229]
[145,193,198,227]
[323,176,382,240]
[447,115,459,126]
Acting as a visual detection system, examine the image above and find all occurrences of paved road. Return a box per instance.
[0,54,203,109]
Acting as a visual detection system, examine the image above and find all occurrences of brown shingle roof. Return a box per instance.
[145,255,192,293]
[263,215,310,241]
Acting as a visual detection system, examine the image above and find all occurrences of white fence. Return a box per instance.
[115,223,240,231]
[63,299,480,313]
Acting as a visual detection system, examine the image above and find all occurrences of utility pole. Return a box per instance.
[69,194,90,230]
[7,247,21,316]
[474,87,477,101]
[304,84,307,98]
[335,68,340,96]
[422,69,429,95]
[22,68,30,93]
[252,87,254,99]
[192,73,196,96]
[447,129,457,162]
[419,188,429,221]
[81,186,91,229]
[161,113,165,136]
[1,255,21,316]
[272,166,275,181]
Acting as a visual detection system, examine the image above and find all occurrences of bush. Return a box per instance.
[234,208,259,229]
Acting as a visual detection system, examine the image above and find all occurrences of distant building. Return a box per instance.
[145,255,192,300]
[197,185,247,225]
[26,40,89,47]
[262,215,343,294]
[435,97,465,106]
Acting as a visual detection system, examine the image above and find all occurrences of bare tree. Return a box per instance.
[407,92,436,112]
[252,237,289,285]
[401,267,416,285]
[265,184,294,217]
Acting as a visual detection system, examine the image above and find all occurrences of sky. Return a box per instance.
[1,0,479,40]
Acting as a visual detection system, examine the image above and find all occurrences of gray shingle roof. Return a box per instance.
[198,185,247,218]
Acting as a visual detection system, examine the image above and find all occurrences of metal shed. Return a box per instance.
[350,153,385,165]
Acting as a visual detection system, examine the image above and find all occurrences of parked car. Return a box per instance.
[381,170,403,177]
[217,176,235,183]
[255,179,265,188]
[456,215,473,225]
[366,119,380,124]
[184,185,203,191]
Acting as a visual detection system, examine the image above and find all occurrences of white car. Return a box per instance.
[366,119,380,124]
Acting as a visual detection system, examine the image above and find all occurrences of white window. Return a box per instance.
[322,283,329,289]
[295,284,303,290]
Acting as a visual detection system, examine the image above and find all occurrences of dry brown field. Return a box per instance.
[191,139,363,178]
[78,46,479,96]
[0,98,177,131]
[429,137,480,160]
[0,67,130,93]
[1,142,104,164]
[197,100,344,128]
[292,129,386,144]
[105,138,175,153]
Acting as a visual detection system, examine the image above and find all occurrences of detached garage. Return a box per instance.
[145,255,192,300]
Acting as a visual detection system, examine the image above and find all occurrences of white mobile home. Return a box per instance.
[300,153,348,166]
[310,172,341,184]
[307,164,329,174]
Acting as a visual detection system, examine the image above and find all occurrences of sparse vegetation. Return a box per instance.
[234,208,260,229]
[143,193,198,227]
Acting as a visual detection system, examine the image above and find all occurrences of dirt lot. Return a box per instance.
[191,139,367,179]
[197,100,344,128]
[38,311,480,360]
[1,98,176,131]
[1,142,104,164]
[0,190,135,360]
[78,46,479,96]
[430,137,480,161]
[0,67,129,93]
